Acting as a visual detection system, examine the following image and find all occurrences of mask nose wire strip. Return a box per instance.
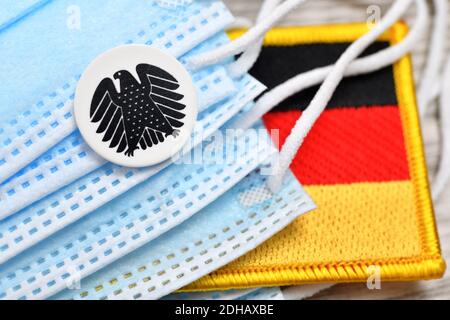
[431,54,450,200]
[265,0,416,192]
[231,0,428,131]
[417,0,448,117]
[227,0,281,77]
[187,0,307,70]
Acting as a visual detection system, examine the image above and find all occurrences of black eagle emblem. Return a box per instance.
[90,64,186,157]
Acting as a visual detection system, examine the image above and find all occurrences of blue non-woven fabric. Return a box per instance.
[0,0,233,183]
[0,74,264,267]
[53,169,314,300]
[0,77,266,300]
[0,120,277,300]
[0,0,51,31]
[0,31,236,219]
[1,0,190,119]
[0,32,233,186]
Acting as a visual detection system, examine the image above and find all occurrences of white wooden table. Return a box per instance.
[224,0,450,299]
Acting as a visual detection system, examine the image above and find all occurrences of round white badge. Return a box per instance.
[74,45,197,167]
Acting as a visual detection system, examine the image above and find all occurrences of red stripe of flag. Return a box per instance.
[263,106,410,185]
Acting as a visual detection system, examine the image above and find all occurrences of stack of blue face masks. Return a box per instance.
[0,0,315,300]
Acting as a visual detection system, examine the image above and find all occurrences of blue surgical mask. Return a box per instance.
[0,0,316,300]
[0,31,239,219]
[0,0,233,183]
[51,159,314,300]
[0,74,265,265]
[0,121,314,300]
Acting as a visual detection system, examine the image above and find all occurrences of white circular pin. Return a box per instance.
[74,45,197,167]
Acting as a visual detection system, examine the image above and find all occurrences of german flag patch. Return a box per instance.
[185,23,445,290]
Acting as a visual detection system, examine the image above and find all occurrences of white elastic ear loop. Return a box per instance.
[187,0,307,70]
[227,16,253,29]
[227,0,282,77]
[417,0,448,117]
[266,0,415,192]
[231,0,428,131]
[432,55,450,200]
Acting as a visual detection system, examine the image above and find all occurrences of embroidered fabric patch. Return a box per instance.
[184,23,445,290]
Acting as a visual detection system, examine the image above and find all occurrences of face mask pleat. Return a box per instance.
[0,0,233,184]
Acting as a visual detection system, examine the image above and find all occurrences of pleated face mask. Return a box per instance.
[0,0,237,219]
[0,120,315,300]
[0,0,318,300]
[0,0,236,181]
[0,32,238,219]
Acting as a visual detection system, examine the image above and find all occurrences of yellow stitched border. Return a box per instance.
[228,23,392,44]
[183,23,445,291]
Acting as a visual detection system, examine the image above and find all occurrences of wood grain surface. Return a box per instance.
[223,0,450,300]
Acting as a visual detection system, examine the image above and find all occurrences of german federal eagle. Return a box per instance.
[90,64,186,157]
